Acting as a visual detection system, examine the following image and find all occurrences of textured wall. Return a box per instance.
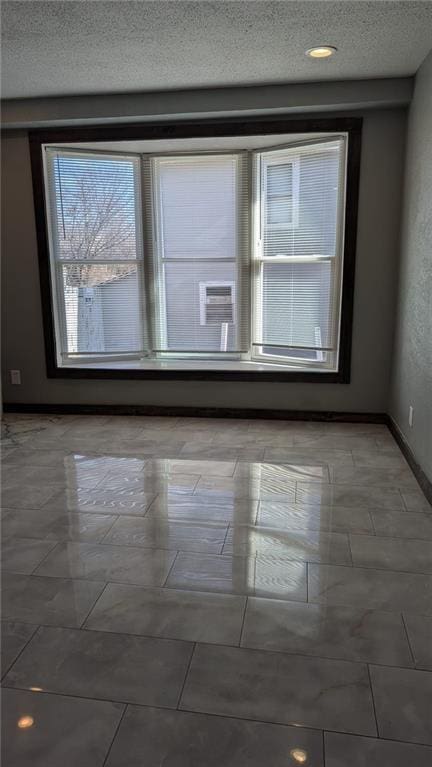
[390,51,432,481]
[1,108,406,412]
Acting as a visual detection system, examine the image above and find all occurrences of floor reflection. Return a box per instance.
[2,414,431,763]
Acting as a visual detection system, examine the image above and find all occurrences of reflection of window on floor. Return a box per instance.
[44,137,347,371]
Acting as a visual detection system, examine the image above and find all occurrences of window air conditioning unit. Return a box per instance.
[199,281,235,326]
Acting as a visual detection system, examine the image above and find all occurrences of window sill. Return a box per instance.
[51,357,347,383]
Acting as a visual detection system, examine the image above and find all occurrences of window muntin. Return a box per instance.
[43,136,347,373]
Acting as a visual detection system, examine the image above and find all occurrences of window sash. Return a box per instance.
[251,136,347,368]
[146,153,250,356]
[44,148,147,363]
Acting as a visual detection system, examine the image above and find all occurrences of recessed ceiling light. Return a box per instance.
[17,715,34,730]
[290,748,308,764]
[306,46,337,59]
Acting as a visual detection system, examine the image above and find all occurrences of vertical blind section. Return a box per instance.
[253,138,346,359]
[149,154,250,353]
[45,149,146,357]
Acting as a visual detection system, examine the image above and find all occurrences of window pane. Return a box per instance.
[161,261,239,352]
[50,154,139,260]
[267,163,293,196]
[60,263,143,354]
[263,143,341,258]
[261,261,333,349]
[267,196,293,225]
[157,156,237,259]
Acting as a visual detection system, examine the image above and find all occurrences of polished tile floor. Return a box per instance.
[1,413,432,766]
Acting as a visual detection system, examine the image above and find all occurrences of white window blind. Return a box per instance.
[45,149,146,360]
[252,138,347,366]
[148,154,249,354]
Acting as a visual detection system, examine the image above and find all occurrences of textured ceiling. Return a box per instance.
[2,1,432,99]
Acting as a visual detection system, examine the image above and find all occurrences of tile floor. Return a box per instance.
[1,413,432,766]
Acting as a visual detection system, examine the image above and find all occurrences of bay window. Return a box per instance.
[32,118,360,381]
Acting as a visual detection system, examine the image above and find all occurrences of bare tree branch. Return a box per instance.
[58,162,137,287]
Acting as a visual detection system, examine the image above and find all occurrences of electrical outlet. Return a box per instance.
[409,405,414,428]
[10,369,21,385]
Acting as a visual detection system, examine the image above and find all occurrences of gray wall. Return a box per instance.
[390,51,432,481]
[1,108,406,412]
[2,78,413,128]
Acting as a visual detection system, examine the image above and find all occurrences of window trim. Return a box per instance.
[29,115,362,383]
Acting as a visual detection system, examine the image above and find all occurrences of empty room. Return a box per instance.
[1,1,432,765]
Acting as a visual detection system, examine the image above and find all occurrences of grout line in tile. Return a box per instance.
[400,612,417,668]
[306,557,432,578]
[189,474,201,494]
[6,494,419,514]
[321,728,432,749]
[371,530,432,542]
[238,597,249,647]
[79,581,111,629]
[28,540,60,576]
[349,529,432,544]
[221,523,231,553]
[41,537,226,556]
[9,512,432,540]
[346,534,354,566]
[0,623,40,681]
[20,620,200,649]
[1,681,169,712]
[98,515,121,543]
[91,471,112,491]
[176,701,418,742]
[36,487,67,511]
[1,682,402,744]
[14,542,432,579]
[4,617,432,672]
[368,510,378,537]
[79,624,254,652]
[400,489,410,511]
[176,642,196,710]
[102,701,128,767]
[366,664,380,738]
[161,550,180,587]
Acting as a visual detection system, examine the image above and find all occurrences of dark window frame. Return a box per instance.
[29,115,362,383]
